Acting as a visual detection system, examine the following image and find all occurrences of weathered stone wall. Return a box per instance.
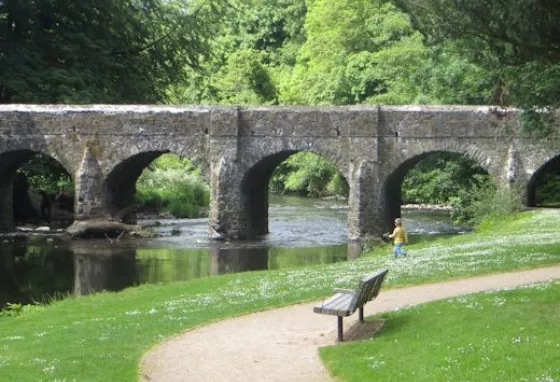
[375,106,559,228]
[0,104,559,240]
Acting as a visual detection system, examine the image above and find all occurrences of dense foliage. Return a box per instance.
[402,153,489,205]
[17,154,72,194]
[135,154,209,218]
[0,0,227,103]
[399,152,523,225]
[170,0,495,105]
[8,0,558,109]
[270,152,348,197]
[392,0,560,132]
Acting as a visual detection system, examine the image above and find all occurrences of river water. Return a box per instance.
[0,195,467,307]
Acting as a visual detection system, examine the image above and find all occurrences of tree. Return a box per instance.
[168,0,309,104]
[211,49,278,104]
[391,0,560,64]
[0,0,227,103]
[391,0,560,128]
[270,152,348,197]
[276,0,493,105]
[280,0,424,104]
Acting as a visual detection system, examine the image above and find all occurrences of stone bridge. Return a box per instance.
[0,105,558,240]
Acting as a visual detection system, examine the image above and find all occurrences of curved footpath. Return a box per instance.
[141,265,560,382]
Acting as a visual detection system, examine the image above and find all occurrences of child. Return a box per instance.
[388,218,408,258]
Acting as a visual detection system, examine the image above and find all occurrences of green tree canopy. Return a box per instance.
[391,0,560,114]
[0,0,227,103]
[168,0,309,104]
[280,0,424,104]
[166,0,494,107]
[392,0,560,64]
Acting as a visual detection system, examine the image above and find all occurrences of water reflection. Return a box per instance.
[0,197,468,308]
[0,240,351,308]
[0,237,73,307]
[72,245,139,295]
[0,242,22,307]
[209,247,269,275]
[134,243,349,283]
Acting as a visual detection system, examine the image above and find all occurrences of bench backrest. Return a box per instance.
[349,268,389,313]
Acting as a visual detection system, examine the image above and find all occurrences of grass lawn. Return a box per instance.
[320,280,560,381]
[0,209,559,381]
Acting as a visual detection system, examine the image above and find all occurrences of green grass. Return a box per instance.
[0,209,559,381]
[320,281,560,381]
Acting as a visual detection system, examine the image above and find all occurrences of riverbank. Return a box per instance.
[1,199,452,240]
[0,209,558,381]
[401,203,451,212]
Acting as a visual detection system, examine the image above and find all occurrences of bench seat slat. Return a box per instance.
[313,292,355,316]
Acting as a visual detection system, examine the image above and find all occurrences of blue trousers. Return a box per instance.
[393,243,407,257]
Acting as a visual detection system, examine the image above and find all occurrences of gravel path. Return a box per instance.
[140,265,560,382]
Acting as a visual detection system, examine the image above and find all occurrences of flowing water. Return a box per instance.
[0,195,467,307]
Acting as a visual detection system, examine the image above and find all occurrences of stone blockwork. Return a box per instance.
[0,104,559,239]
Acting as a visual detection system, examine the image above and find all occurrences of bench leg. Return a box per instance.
[359,307,364,322]
[337,316,344,342]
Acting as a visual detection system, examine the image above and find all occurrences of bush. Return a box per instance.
[135,155,209,218]
[0,303,23,317]
[17,154,73,194]
[271,152,348,197]
[450,183,523,226]
[326,172,349,196]
[403,152,488,204]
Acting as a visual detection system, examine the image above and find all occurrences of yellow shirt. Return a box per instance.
[390,226,407,244]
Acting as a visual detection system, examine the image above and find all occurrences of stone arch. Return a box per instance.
[384,141,493,178]
[380,148,491,231]
[240,149,349,237]
[103,149,209,219]
[526,153,560,207]
[103,141,210,184]
[241,139,350,181]
[0,149,74,230]
[104,151,164,217]
[0,139,74,177]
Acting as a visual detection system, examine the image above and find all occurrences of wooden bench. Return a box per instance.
[313,268,389,341]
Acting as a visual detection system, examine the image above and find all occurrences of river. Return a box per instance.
[0,195,467,307]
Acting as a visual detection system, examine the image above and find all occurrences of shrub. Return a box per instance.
[135,155,209,218]
[450,182,523,226]
[403,152,488,204]
[271,152,348,197]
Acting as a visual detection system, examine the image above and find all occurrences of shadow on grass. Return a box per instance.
[343,319,386,342]
[374,314,413,337]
